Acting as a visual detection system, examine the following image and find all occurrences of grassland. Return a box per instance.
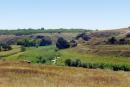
[5,45,59,64]
[0,61,130,87]
[56,45,130,66]
[3,45,130,68]
[0,45,21,57]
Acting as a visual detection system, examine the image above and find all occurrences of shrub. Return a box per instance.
[65,59,72,66]
[40,36,52,46]
[65,59,81,67]
[75,59,81,67]
[119,38,126,44]
[56,37,70,49]
[64,59,130,72]
[108,37,117,44]
[76,33,91,41]
[70,40,77,47]
[37,56,46,64]
[0,43,12,51]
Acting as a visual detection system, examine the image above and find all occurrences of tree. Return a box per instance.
[56,37,70,49]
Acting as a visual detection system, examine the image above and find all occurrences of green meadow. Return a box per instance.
[3,45,130,67]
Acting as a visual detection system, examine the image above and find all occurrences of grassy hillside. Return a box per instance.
[91,28,130,38]
[57,45,130,66]
[0,61,130,87]
[0,45,21,57]
[5,46,59,64]
[4,45,130,68]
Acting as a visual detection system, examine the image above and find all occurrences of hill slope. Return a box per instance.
[0,61,130,87]
[92,28,130,37]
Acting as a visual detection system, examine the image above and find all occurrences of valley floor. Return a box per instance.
[0,61,130,87]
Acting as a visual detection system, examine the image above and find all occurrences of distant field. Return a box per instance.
[0,61,130,87]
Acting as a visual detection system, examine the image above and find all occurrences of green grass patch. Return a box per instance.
[5,45,59,64]
[56,47,130,66]
[0,45,21,57]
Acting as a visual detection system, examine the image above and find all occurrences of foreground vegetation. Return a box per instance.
[0,61,130,87]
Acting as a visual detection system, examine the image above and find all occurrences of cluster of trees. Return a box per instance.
[56,37,77,49]
[17,36,52,47]
[107,37,129,45]
[65,59,130,71]
[17,35,77,49]
[0,43,12,51]
[56,32,92,49]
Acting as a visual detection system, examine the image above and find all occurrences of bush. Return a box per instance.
[108,37,117,44]
[76,33,91,41]
[65,59,72,66]
[65,59,81,67]
[0,43,12,51]
[65,59,130,72]
[40,36,52,46]
[37,56,46,64]
[119,38,126,44]
[56,37,70,49]
[70,40,77,47]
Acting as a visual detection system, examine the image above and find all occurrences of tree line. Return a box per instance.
[0,28,92,35]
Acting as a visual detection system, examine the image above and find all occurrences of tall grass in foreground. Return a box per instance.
[0,61,130,87]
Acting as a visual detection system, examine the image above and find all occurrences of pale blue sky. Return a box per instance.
[0,0,130,30]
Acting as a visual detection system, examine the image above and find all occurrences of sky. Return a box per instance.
[0,0,130,30]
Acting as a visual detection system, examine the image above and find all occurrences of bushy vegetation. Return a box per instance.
[0,43,12,51]
[76,32,91,41]
[56,37,70,49]
[36,56,46,64]
[108,37,117,44]
[107,37,128,45]
[69,40,77,47]
[17,36,52,47]
[39,36,52,46]
[65,59,81,67]
[65,59,130,71]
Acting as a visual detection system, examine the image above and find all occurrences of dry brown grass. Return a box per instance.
[0,61,130,87]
